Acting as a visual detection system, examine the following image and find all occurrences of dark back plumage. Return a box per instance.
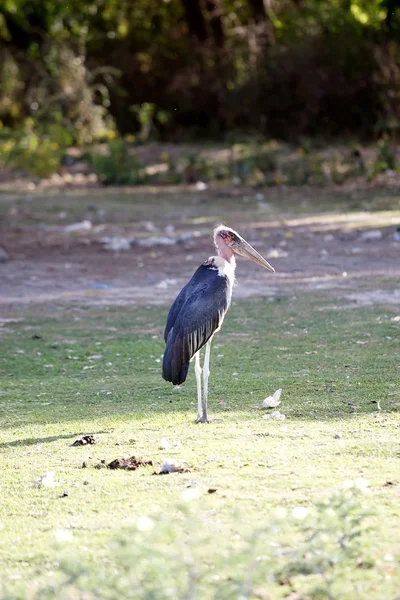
[162,262,231,385]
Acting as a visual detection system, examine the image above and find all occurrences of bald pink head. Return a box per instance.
[213,225,275,272]
[214,225,237,263]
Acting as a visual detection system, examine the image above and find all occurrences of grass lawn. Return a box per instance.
[0,290,399,598]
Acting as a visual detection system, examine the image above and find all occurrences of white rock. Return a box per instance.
[195,181,207,190]
[144,221,158,232]
[156,278,177,289]
[360,229,382,241]
[64,220,92,232]
[160,458,185,473]
[100,236,132,251]
[266,248,288,258]
[137,236,176,247]
[263,410,286,420]
[34,471,58,487]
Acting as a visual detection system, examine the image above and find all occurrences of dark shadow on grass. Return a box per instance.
[0,431,109,449]
[0,398,399,433]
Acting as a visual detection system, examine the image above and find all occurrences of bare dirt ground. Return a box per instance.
[0,184,400,313]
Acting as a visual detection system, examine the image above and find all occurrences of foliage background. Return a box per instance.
[1,0,400,148]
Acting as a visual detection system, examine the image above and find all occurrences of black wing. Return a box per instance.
[162,266,229,385]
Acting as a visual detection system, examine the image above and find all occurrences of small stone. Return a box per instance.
[360,229,382,241]
[64,220,92,233]
[159,458,187,474]
[100,236,132,251]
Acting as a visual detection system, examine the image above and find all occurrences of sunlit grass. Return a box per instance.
[0,292,399,597]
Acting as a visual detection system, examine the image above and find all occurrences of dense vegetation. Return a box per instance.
[1,0,400,146]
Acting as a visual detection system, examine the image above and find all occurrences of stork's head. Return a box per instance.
[213,225,275,272]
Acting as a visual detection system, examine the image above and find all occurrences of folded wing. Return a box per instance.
[162,267,229,384]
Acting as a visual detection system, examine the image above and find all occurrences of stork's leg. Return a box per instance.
[197,340,211,423]
[194,351,203,421]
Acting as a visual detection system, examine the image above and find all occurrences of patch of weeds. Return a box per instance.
[184,152,214,182]
[329,151,366,185]
[232,143,279,185]
[277,482,375,598]
[373,137,397,174]
[284,155,327,186]
[89,138,148,185]
[4,485,384,600]
[165,159,183,184]
[1,118,73,177]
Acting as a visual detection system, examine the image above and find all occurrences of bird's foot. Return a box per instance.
[195,415,223,423]
[195,415,210,424]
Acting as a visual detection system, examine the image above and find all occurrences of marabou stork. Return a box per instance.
[162,225,275,422]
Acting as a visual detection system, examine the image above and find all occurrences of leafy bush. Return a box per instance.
[89,138,147,185]
[373,137,397,173]
[1,118,73,177]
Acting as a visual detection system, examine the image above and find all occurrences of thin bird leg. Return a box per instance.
[194,351,203,421]
[199,340,212,423]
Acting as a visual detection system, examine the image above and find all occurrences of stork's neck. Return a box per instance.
[211,255,236,284]
[216,239,236,266]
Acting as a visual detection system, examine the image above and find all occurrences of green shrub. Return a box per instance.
[1,118,73,178]
[373,137,397,173]
[89,138,147,185]
[284,155,327,186]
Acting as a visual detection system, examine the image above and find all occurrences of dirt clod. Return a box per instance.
[107,456,153,471]
[72,435,96,446]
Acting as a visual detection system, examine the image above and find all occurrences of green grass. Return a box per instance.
[0,294,399,598]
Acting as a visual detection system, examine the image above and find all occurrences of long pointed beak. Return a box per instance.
[232,237,275,272]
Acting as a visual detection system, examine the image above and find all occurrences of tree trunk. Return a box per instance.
[206,1,224,47]
[248,0,267,23]
[247,0,275,46]
[181,0,208,42]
